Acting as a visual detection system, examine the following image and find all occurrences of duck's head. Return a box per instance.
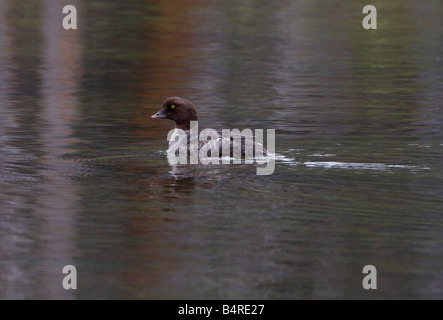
[151,97,199,130]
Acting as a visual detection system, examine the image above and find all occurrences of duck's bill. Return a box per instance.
[151,109,167,119]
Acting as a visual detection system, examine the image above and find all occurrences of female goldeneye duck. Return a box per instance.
[151,97,268,158]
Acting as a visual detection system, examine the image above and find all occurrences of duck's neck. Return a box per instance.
[175,118,198,131]
[175,121,191,131]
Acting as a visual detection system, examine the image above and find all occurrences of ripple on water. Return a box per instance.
[302,161,430,172]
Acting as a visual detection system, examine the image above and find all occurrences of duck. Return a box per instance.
[151,97,268,159]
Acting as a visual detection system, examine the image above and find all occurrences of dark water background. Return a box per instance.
[1,0,442,299]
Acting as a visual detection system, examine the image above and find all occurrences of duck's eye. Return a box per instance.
[170,104,176,109]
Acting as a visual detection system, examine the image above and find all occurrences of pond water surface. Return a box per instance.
[1,0,443,299]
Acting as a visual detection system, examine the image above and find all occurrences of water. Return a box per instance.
[1,0,442,299]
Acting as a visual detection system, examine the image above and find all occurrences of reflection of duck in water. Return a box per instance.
[151,97,268,160]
